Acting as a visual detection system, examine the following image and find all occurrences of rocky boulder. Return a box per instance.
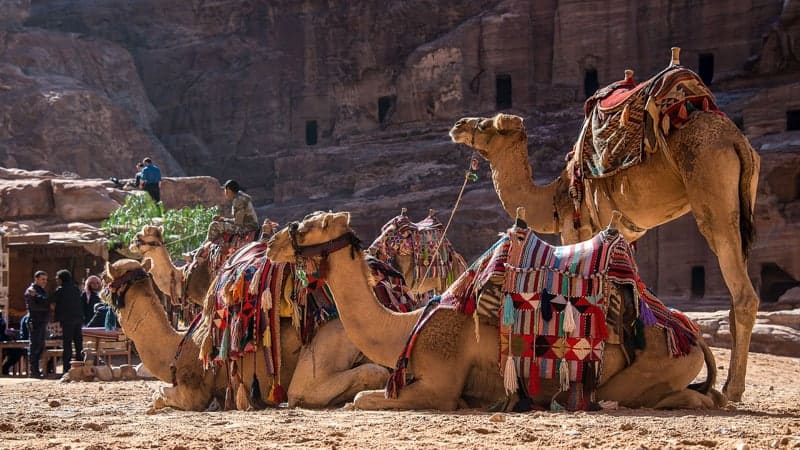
[1,168,226,225]
[687,309,800,357]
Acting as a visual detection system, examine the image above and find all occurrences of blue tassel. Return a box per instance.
[502,294,515,326]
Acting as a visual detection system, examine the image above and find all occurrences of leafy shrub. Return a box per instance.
[101,193,218,260]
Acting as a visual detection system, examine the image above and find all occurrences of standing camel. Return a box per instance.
[449,104,759,401]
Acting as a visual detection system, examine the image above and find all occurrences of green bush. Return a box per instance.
[101,193,219,260]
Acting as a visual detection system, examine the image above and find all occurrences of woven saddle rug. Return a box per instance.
[208,231,258,274]
[571,66,720,180]
[387,224,700,411]
[369,212,467,290]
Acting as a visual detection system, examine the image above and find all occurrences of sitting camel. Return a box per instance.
[103,258,389,411]
[449,52,759,402]
[266,211,724,411]
[369,208,467,297]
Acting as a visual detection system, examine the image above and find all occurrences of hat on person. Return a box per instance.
[222,180,240,192]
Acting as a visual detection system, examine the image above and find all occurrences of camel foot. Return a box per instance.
[723,381,744,403]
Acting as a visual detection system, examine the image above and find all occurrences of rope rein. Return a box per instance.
[418,156,479,286]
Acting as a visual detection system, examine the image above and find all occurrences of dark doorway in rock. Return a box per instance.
[496,75,512,110]
[698,53,714,85]
[787,109,800,131]
[584,69,599,99]
[305,120,318,146]
[760,262,800,303]
[378,95,396,124]
[691,266,705,298]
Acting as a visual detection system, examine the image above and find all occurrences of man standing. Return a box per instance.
[53,269,84,374]
[139,157,162,203]
[24,271,52,378]
[206,180,259,241]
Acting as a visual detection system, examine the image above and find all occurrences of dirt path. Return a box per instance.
[0,348,798,449]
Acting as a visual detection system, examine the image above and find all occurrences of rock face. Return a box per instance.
[0,1,797,308]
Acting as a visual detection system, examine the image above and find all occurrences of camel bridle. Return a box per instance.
[107,268,150,309]
[134,236,163,248]
[288,221,362,260]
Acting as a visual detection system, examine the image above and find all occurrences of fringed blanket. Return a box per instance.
[200,241,290,402]
[388,224,700,411]
[207,231,258,274]
[369,212,467,290]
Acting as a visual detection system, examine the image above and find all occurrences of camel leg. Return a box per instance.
[687,193,758,402]
[286,321,389,408]
[652,389,716,409]
[353,378,462,411]
[152,384,211,411]
[673,128,759,402]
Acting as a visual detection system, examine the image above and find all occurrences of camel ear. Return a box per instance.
[494,114,523,132]
[105,261,114,279]
[142,257,153,272]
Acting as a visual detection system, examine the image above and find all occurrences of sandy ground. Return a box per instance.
[0,348,798,450]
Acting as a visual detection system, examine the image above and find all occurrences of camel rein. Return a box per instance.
[417,156,479,286]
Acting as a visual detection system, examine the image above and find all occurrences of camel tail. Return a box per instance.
[734,135,759,260]
[688,339,727,407]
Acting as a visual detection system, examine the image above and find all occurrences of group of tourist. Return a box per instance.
[1,270,111,378]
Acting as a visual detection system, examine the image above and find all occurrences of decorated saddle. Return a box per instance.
[572,66,720,179]
[565,64,723,229]
[369,211,467,290]
[388,221,700,411]
[207,230,259,273]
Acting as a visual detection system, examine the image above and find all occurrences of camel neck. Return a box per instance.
[324,249,424,368]
[488,139,559,234]
[141,246,182,298]
[117,282,182,382]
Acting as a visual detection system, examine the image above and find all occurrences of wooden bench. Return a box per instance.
[82,331,132,366]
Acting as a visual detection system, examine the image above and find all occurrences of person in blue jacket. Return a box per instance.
[139,157,162,203]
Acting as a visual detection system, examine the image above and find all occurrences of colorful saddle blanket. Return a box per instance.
[369,212,467,290]
[572,66,720,179]
[388,224,700,411]
[208,231,258,273]
[367,256,419,312]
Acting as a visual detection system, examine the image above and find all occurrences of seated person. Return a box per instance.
[206,179,259,242]
[0,312,26,375]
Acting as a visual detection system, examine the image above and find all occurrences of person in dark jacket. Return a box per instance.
[24,270,52,378]
[81,275,102,325]
[53,270,84,373]
[0,312,25,375]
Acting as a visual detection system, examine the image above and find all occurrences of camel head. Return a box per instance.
[101,258,153,309]
[266,211,355,264]
[449,113,526,159]
[129,225,165,254]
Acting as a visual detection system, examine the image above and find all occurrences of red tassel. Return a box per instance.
[678,103,688,120]
[702,97,710,111]
[528,360,540,396]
